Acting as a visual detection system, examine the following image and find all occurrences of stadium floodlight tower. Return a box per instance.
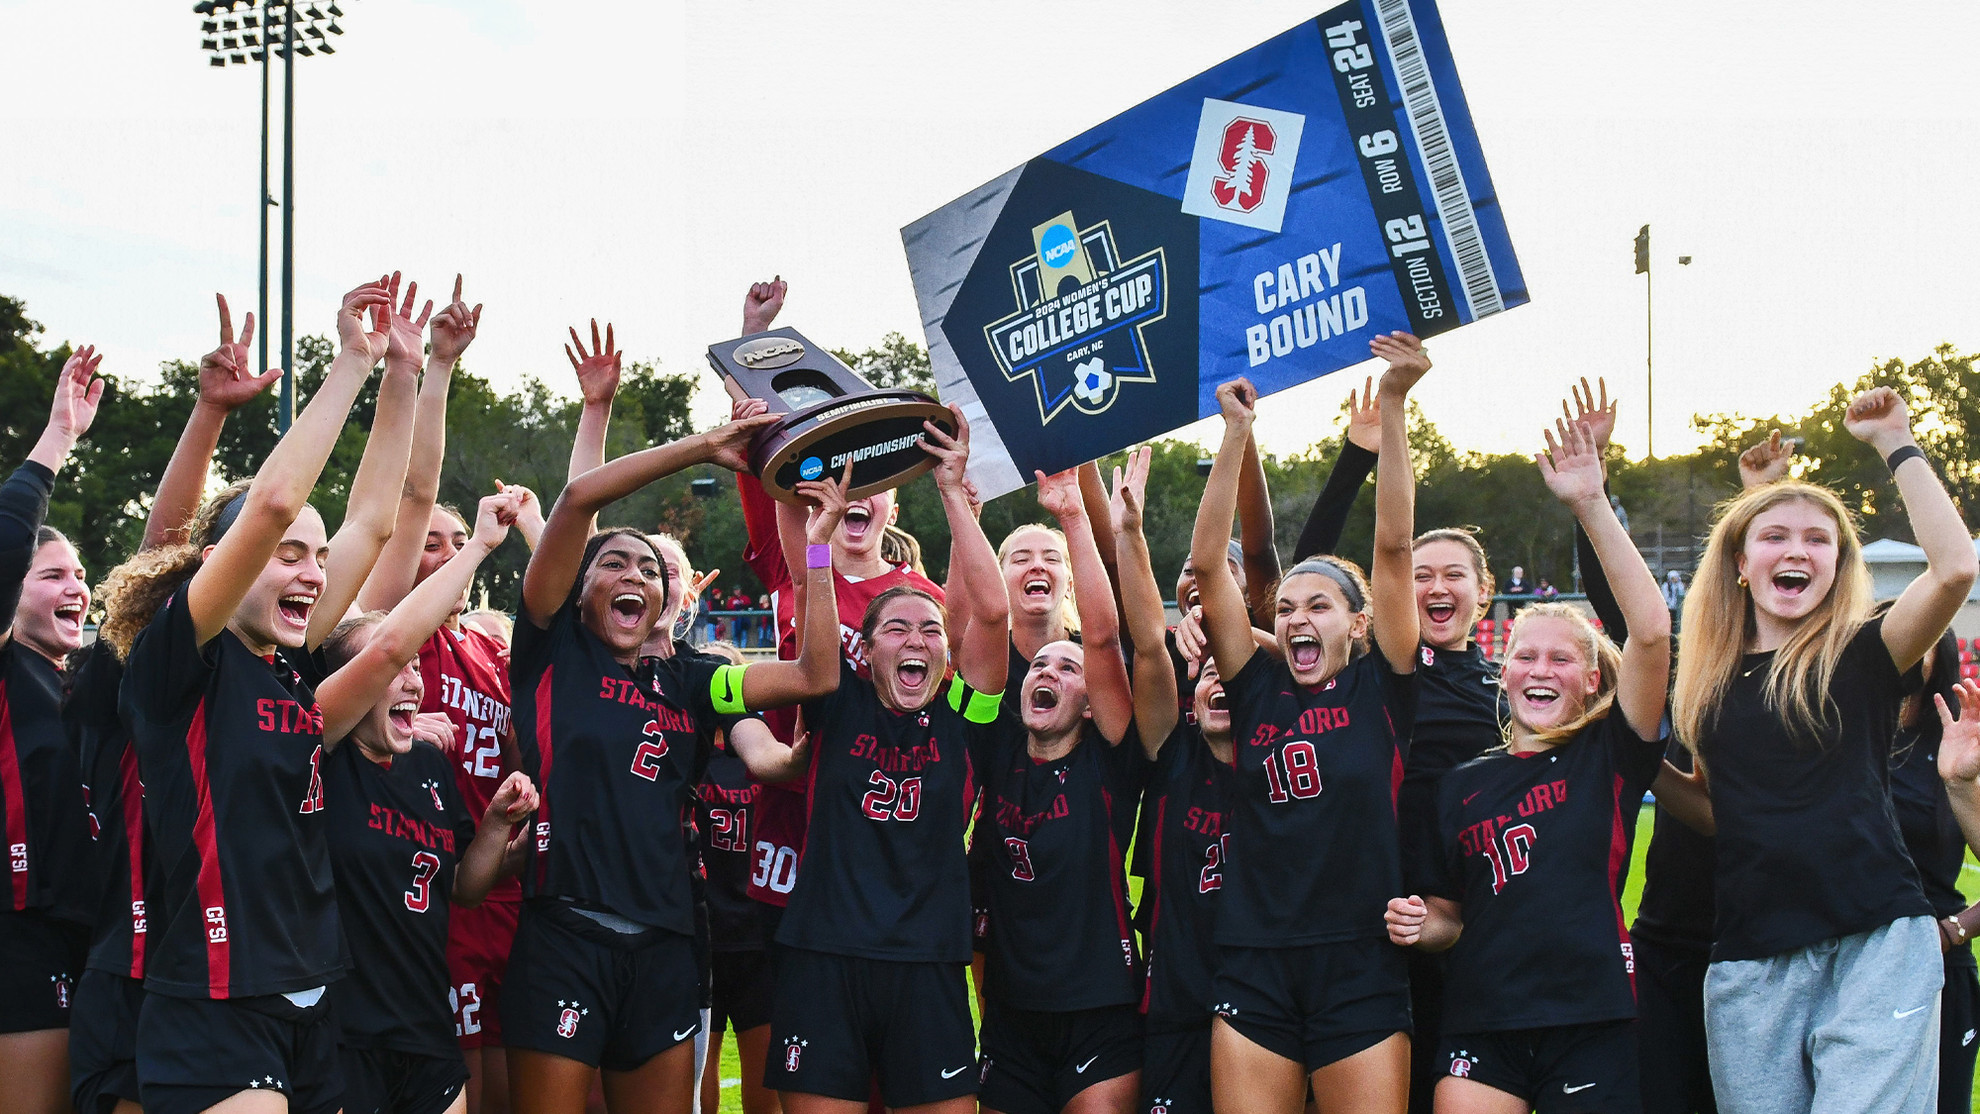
[193,1,351,432]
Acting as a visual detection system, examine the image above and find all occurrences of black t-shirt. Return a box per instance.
[1698,617,1931,962]
[124,589,345,999]
[1424,714,1663,1032]
[1891,722,1974,968]
[1629,741,1716,952]
[696,741,768,952]
[70,642,151,976]
[778,663,1000,963]
[326,739,476,1054]
[980,717,1148,1011]
[1141,722,1233,1032]
[1219,649,1415,947]
[1397,642,1501,891]
[512,600,749,935]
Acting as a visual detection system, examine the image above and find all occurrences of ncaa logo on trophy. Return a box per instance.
[707,328,956,503]
[983,211,1168,425]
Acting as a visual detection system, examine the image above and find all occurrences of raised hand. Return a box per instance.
[428,275,482,366]
[731,395,769,422]
[701,412,780,473]
[1109,445,1153,535]
[495,480,543,540]
[1564,376,1617,457]
[337,275,393,365]
[1034,468,1084,522]
[797,462,854,546]
[1343,376,1382,452]
[1843,386,1912,453]
[688,568,720,602]
[1738,429,1797,489]
[47,345,107,445]
[1371,331,1431,396]
[742,276,788,335]
[384,273,434,372]
[1172,606,1207,676]
[1385,895,1429,947]
[412,712,458,754]
[486,770,540,825]
[1538,419,1606,508]
[1215,378,1258,426]
[565,319,621,406]
[199,294,283,411]
[921,404,972,492]
[1937,680,1980,785]
[471,490,521,551]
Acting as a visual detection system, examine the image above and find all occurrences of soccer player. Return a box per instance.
[0,345,105,1114]
[1671,387,1976,1113]
[761,407,1007,1114]
[503,407,839,1114]
[1192,332,1428,1114]
[1384,417,1672,1114]
[974,467,1142,1114]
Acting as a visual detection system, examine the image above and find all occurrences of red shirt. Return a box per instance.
[417,625,516,902]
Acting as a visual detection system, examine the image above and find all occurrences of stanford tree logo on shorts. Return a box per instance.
[783,1036,807,1071]
[1449,1050,1478,1078]
[555,999,588,1039]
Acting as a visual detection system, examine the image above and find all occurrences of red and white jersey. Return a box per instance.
[418,625,514,901]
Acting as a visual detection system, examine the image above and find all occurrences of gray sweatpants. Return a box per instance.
[1703,916,1941,1114]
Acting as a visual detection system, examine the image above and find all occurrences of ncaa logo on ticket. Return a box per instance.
[1181,99,1306,234]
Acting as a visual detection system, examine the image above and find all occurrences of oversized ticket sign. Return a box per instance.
[902,0,1526,499]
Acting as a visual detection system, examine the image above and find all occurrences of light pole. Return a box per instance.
[193,1,350,432]
[1631,225,1690,460]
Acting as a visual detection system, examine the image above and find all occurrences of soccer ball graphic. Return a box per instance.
[1072,358,1113,407]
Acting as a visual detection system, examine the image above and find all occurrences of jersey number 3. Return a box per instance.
[404,851,442,912]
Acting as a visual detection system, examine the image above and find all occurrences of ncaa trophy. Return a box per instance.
[707,327,957,503]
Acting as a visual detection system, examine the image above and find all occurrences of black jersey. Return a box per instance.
[1891,722,1973,967]
[511,599,747,936]
[1629,741,1716,952]
[1424,714,1663,1033]
[778,664,1000,963]
[325,739,476,1054]
[980,717,1147,1011]
[70,642,150,977]
[1397,642,1500,890]
[1141,722,1233,1032]
[1220,649,1415,947]
[0,462,90,923]
[1697,617,1931,962]
[696,741,768,952]
[123,589,344,999]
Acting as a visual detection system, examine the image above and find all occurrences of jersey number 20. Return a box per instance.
[861,771,922,821]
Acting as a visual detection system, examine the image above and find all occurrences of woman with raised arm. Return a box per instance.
[502,407,837,1114]
[67,296,280,1114]
[315,489,540,1114]
[1672,387,1976,1114]
[762,408,1008,1114]
[1194,333,1426,1114]
[973,467,1141,1114]
[0,346,105,1114]
[1383,418,1672,1114]
[100,276,391,1114]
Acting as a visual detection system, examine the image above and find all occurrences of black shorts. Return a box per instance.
[1439,1021,1639,1114]
[0,909,87,1033]
[69,969,144,1114]
[1212,937,1411,1071]
[979,1001,1141,1114]
[764,947,976,1108]
[1631,934,1714,1114]
[500,902,702,1072]
[339,1045,470,1114]
[1939,957,1979,1114]
[710,948,774,1034]
[1141,1025,1211,1114]
[136,989,343,1114]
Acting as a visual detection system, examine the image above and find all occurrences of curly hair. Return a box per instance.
[95,480,253,661]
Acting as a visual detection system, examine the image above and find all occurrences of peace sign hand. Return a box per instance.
[199,294,282,411]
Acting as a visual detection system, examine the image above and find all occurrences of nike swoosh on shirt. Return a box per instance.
[674,1026,698,1041]
[1894,1006,1930,1020]
[1564,1084,1596,1094]
[1462,792,1483,806]
[1075,1056,1099,1073]
[940,1066,971,1079]
[1964,1029,1975,1046]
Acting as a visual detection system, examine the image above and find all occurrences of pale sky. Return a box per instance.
[5,0,1978,464]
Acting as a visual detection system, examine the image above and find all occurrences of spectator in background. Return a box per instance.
[756,593,772,648]
[1503,565,1530,596]
[1662,569,1685,632]
[1535,576,1558,600]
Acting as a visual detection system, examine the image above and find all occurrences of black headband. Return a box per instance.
[210,489,252,545]
[1285,559,1365,612]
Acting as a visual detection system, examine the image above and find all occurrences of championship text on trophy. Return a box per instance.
[706,327,958,503]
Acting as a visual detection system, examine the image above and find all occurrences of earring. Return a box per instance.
[1737,575,1749,588]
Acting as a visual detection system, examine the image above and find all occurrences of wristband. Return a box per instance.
[805,544,831,570]
[1885,445,1926,473]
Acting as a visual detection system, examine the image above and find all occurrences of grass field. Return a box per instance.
[700,806,1980,1112]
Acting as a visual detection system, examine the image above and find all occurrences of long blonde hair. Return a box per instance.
[997,523,1081,635]
[1671,482,1871,752]
[1498,602,1622,747]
